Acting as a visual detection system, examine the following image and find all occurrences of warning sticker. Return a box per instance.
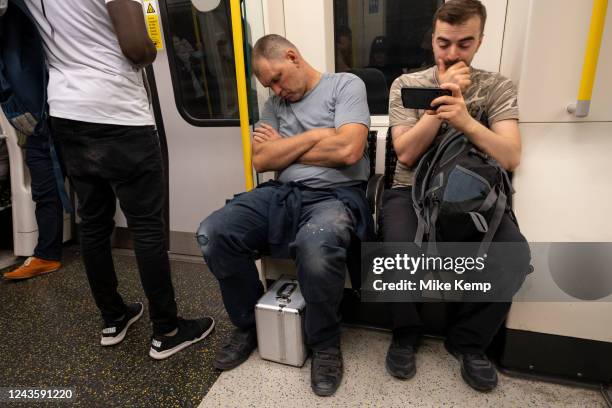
[142,0,163,50]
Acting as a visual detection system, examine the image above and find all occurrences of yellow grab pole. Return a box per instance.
[230,0,254,190]
[571,0,608,117]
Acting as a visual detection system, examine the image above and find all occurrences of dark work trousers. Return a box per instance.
[50,117,178,335]
[197,186,354,350]
[381,187,530,353]
[25,133,64,261]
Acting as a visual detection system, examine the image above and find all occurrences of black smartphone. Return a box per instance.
[401,87,452,109]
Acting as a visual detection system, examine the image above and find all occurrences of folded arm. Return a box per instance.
[297,123,368,167]
[251,124,334,172]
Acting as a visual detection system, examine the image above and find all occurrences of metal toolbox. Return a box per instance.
[255,276,307,367]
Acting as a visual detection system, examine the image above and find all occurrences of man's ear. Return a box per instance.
[286,49,299,65]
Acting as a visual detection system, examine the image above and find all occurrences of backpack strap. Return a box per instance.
[477,188,506,258]
[412,147,435,247]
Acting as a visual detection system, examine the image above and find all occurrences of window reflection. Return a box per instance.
[334,0,443,114]
[164,0,239,123]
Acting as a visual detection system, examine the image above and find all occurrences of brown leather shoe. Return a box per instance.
[3,257,61,280]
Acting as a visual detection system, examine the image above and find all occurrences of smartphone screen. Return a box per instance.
[401,87,452,110]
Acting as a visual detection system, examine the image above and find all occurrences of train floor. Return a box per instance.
[0,245,607,407]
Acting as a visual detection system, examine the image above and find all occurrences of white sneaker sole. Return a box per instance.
[100,303,144,346]
[148,318,216,360]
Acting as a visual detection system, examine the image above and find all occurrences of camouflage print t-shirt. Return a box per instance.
[388,65,519,187]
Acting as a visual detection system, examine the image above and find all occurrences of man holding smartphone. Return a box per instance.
[382,0,528,392]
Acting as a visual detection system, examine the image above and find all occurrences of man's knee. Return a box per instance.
[293,225,349,302]
[196,213,223,260]
[79,217,115,246]
[294,222,351,263]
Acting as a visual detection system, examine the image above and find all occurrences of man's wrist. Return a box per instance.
[461,116,481,136]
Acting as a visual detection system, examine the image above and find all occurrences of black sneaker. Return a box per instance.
[385,336,416,380]
[311,346,343,397]
[213,327,257,370]
[446,342,498,392]
[149,317,215,360]
[100,302,144,346]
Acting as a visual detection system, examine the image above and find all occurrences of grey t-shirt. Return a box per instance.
[258,73,371,188]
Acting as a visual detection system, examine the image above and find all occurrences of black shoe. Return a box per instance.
[385,336,416,380]
[101,302,144,346]
[213,327,257,370]
[311,346,343,397]
[149,317,215,360]
[446,343,498,392]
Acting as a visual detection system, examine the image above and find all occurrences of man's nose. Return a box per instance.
[271,84,282,96]
[447,46,459,61]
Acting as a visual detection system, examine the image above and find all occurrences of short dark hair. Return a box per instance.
[252,34,298,62]
[434,0,487,35]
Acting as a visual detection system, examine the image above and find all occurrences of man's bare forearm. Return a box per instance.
[298,125,367,167]
[464,119,521,170]
[393,114,442,167]
[252,129,329,172]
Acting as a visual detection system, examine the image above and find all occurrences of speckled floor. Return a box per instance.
[1,247,609,407]
[0,245,232,408]
[201,328,606,407]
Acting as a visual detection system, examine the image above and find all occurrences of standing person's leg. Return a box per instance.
[292,197,353,396]
[108,126,177,335]
[27,134,64,262]
[380,187,423,379]
[4,134,63,279]
[196,187,273,369]
[49,118,135,340]
[102,125,214,358]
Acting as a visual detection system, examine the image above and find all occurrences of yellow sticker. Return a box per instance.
[143,0,163,50]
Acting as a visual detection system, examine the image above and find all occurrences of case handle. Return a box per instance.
[276,282,297,302]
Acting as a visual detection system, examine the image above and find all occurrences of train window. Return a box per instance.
[160,0,244,126]
[333,0,443,115]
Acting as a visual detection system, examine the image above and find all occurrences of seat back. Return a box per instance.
[348,68,389,115]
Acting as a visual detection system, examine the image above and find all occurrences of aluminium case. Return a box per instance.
[255,277,307,367]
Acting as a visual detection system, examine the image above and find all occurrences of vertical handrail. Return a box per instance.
[567,0,608,117]
[230,0,254,190]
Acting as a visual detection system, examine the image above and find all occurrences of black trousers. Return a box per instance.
[51,117,177,335]
[381,187,530,353]
[25,133,64,261]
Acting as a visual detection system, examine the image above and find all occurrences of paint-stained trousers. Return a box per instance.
[197,185,355,350]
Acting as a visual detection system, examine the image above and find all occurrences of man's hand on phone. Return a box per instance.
[437,59,472,93]
[427,83,476,134]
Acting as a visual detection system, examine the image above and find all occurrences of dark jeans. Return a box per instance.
[25,133,64,261]
[381,187,530,353]
[197,185,354,350]
[50,117,177,335]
